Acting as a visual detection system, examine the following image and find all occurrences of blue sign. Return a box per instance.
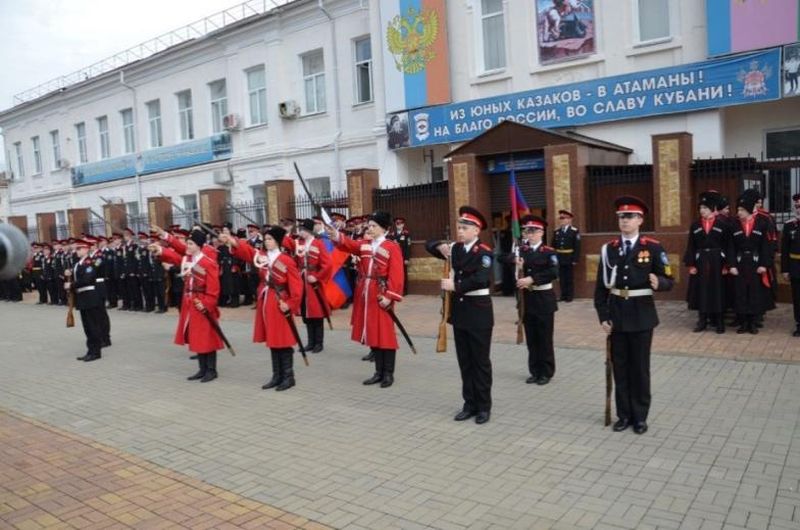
[71,133,232,186]
[396,48,781,149]
[486,153,545,174]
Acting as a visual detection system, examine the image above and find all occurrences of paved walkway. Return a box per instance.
[1,297,799,529]
[0,410,327,530]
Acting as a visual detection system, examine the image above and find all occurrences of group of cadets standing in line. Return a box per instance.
[684,188,800,337]
[7,191,800,433]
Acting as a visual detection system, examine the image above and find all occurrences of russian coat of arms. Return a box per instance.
[737,59,772,97]
[386,7,439,74]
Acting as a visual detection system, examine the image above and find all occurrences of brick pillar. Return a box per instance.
[147,196,173,229]
[345,168,379,217]
[36,212,56,243]
[8,215,27,234]
[544,143,588,231]
[652,133,693,232]
[103,204,128,233]
[67,208,90,237]
[446,154,493,242]
[198,189,228,226]
[264,180,295,225]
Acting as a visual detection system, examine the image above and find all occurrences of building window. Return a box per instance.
[354,36,373,104]
[14,142,25,178]
[181,194,198,216]
[479,0,506,72]
[766,129,800,159]
[177,90,194,141]
[302,50,326,114]
[246,66,267,126]
[146,100,162,148]
[635,0,671,43]
[97,116,110,159]
[126,201,140,217]
[75,122,88,163]
[50,130,60,169]
[31,136,42,174]
[209,80,228,134]
[306,176,331,197]
[121,108,135,153]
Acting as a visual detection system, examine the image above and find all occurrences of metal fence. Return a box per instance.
[289,190,350,221]
[223,200,266,229]
[691,155,800,227]
[585,165,654,233]
[373,181,450,241]
[171,210,200,230]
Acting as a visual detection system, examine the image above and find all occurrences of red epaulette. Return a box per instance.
[479,243,492,252]
[640,236,660,245]
[541,245,554,252]
[609,239,620,247]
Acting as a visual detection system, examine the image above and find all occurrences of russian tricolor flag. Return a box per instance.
[320,233,352,310]
[380,0,451,113]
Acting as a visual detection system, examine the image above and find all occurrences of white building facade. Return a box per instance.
[1,0,799,228]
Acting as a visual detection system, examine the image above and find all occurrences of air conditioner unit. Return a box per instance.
[57,158,71,169]
[213,169,232,185]
[223,114,241,131]
[278,100,301,119]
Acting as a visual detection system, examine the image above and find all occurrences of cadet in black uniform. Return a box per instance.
[511,215,559,385]
[731,192,773,334]
[552,210,580,302]
[426,206,494,425]
[87,236,112,348]
[389,217,412,295]
[31,243,46,303]
[594,196,674,435]
[782,193,800,337]
[684,191,734,334]
[43,244,58,304]
[65,239,107,362]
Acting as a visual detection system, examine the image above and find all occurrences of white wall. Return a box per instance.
[723,98,800,158]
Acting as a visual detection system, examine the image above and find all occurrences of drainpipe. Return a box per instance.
[119,70,144,218]
[318,0,343,190]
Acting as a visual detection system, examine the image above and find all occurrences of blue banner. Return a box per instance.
[485,153,545,174]
[397,49,781,149]
[71,133,232,186]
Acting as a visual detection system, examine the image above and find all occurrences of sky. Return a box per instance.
[0,0,248,171]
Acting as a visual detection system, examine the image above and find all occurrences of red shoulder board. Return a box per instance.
[640,236,660,245]
[478,243,492,252]
[609,239,620,247]
[541,245,554,252]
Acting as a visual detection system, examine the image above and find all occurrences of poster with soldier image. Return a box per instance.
[536,0,596,64]
[386,112,410,149]
[784,43,800,97]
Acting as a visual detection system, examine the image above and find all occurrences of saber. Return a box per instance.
[293,162,333,226]
[386,308,417,354]
[199,308,236,356]
[99,196,138,229]
[311,283,333,330]
[283,310,310,366]
[226,202,260,227]
[605,337,612,426]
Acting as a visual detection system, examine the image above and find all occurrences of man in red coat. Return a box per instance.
[295,219,333,353]
[221,226,303,391]
[150,227,223,382]
[326,211,404,387]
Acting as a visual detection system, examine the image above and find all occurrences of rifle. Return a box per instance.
[64,268,75,327]
[436,256,451,353]
[158,193,216,236]
[515,243,525,345]
[66,288,75,328]
[605,334,613,427]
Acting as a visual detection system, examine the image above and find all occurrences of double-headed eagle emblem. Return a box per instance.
[386,7,439,74]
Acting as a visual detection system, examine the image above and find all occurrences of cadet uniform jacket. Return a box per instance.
[72,256,104,310]
[781,218,800,279]
[231,240,303,349]
[594,236,674,332]
[552,225,581,266]
[518,243,559,316]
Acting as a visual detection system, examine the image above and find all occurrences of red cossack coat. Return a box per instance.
[159,235,223,354]
[294,237,333,319]
[334,234,404,349]
[231,239,303,348]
